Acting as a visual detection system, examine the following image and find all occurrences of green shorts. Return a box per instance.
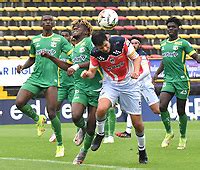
[58,85,74,103]
[21,82,45,95]
[72,88,99,107]
[161,81,190,100]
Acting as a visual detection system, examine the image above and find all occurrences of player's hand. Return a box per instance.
[41,51,51,58]
[81,70,89,78]
[67,67,75,76]
[131,72,139,79]
[16,65,23,74]
[152,74,158,85]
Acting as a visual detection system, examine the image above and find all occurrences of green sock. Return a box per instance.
[51,116,62,146]
[82,133,94,153]
[75,117,86,129]
[51,111,61,131]
[108,107,116,136]
[160,110,171,133]
[179,114,187,138]
[20,104,39,122]
[104,113,109,137]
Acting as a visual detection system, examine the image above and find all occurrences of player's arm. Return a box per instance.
[41,51,71,70]
[67,61,90,76]
[17,57,35,74]
[81,56,98,79]
[152,60,164,84]
[126,40,141,79]
[190,53,200,63]
[135,59,150,82]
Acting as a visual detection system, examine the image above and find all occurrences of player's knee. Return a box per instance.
[159,104,167,112]
[133,121,144,132]
[96,106,108,118]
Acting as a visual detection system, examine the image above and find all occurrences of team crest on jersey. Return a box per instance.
[173,46,178,50]
[79,47,85,53]
[110,58,115,64]
[51,42,57,48]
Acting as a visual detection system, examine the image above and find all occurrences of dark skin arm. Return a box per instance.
[41,51,90,76]
[152,60,164,84]
[191,53,200,63]
[17,57,35,74]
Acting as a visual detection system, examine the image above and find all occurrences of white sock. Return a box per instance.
[126,114,132,134]
[96,118,106,136]
[136,131,145,151]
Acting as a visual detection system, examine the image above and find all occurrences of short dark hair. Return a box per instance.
[91,31,107,46]
[130,36,142,44]
[166,17,182,27]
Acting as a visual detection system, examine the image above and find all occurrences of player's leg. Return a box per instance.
[46,86,64,157]
[176,97,187,149]
[175,81,189,149]
[16,84,46,136]
[107,106,116,143]
[73,105,96,164]
[130,114,148,164]
[103,112,109,143]
[159,91,174,148]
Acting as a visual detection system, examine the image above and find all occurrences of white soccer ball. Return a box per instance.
[97,9,118,29]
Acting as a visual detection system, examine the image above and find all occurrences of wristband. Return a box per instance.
[70,64,80,71]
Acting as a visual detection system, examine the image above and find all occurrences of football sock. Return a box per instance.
[135,130,145,151]
[96,116,106,135]
[20,104,39,122]
[179,114,187,138]
[126,114,132,134]
[108,107,116,136]
[82,133,94,153]
[75,117,86,129]
[160,110,172,133]
[51,116,62,146]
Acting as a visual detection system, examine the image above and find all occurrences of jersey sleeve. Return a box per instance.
[183,40,196,56]
[61,37,73,56]
[29,40,36,58]
[90,56,99,68]
[125,39,139,60]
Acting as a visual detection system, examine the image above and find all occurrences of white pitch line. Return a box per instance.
[0,157,143,170]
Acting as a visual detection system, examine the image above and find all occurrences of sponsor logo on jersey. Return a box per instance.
[173,45,179,50]
[79,47,85,53]
[110,58,115,64]
[72,55,86,63]
[33,38,41,43]
[113,50,121,55]
[107,61,125,71]
[52,37,61,42]
[162,52,178,58]
[51,41,57,48]
[36,48,56,56]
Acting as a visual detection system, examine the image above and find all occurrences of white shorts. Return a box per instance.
[99,79,141,115]
[141,87,159,106]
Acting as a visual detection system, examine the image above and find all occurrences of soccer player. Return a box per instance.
[15,15,73,157]
[41,19,102,165]
[81,31,148,164]
[49,31,75,143]
[153,17,200,149]
[115,36,160,138]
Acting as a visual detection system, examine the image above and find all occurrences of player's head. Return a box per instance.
[166,17,182,38]
[92,31,110,53]
[61,31,71,42]
[71,19,93,39]
[41,15,55,30]
[104,31,111,39]
[130,36,142,51]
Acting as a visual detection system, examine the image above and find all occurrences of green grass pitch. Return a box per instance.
[0,121,200,170]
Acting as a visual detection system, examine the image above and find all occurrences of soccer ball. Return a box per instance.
[97,9,118,29]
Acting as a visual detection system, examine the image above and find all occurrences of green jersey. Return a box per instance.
[160,38,196,82]
[69,37,102,92]
[28,33,73,87]
[58,52,74,88]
